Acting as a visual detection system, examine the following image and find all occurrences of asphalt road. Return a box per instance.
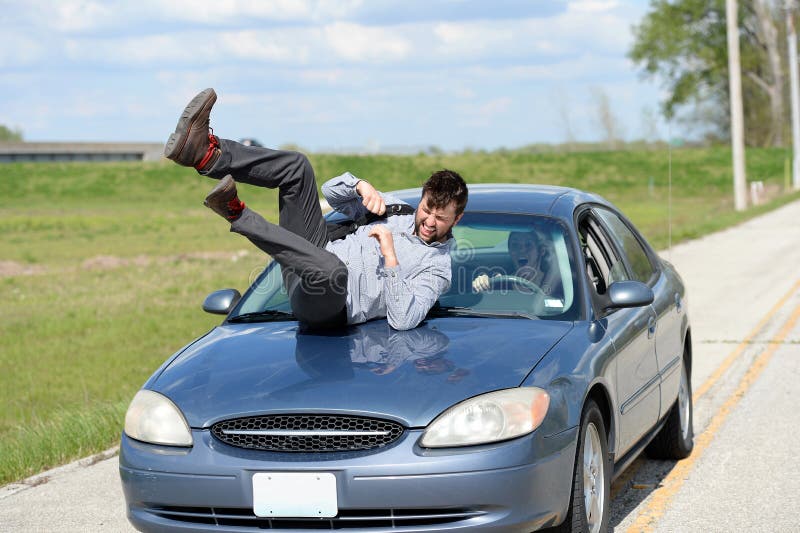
[1,199,799,532]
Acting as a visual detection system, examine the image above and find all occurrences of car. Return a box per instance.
[239,138,264,148]
[120,184,693,532]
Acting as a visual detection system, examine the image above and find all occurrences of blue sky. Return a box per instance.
[0,0,669,152]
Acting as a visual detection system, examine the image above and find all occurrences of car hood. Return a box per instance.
[151,317,573,428]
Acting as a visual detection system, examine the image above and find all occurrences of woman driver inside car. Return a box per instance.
[472,230,561,297]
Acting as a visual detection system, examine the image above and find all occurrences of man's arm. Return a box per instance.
[383,264,449,331]
[369,225,449,330]
[321,172,405,219]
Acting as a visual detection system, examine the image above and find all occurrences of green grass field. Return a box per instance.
[1,147,798,485]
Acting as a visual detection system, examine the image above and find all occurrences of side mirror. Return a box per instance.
[203,289,242,315]
[606,281,654,310]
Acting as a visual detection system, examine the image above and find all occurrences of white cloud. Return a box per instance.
[219,31,311,63]
[4,1,640,68]
[64,98,116,119]
[323,22,411,62]
[456,96,513,127]
[61,29,311,67]
[568,0,620,13]
[522,6,635,56]
[478,97,512,118]
[434,54,632,87]
[152,0,313,24]
[298,69,346,85]
[155,71,222,107]
[311,0,366,22]
[64,35,181,65]
[11,0,114,34]
[0,0,667,147]
[454,88,476,100]
[0,31,47,67]
[54,0,114,31]
[58,22,415,67]
[17,0,371,35]
[433,22,514,56]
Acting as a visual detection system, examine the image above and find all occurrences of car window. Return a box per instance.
[235,261,292,315]
[578,214,629,296]
[234,213,580,322]
[594,208,655,284]
[441,213,579,320]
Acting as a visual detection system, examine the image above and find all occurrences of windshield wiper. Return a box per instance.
[227,310,295,323]
[428,306,537,320]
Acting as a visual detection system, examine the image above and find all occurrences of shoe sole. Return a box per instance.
[164,88,217,160]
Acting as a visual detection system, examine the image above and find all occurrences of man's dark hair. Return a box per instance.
[421,169,468,215]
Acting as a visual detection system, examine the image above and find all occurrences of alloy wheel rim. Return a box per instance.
[582,423,604,533]
[679,362,691,440]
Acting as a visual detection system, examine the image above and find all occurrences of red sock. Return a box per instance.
[227,198,245,221]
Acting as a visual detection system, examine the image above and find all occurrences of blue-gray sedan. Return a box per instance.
[120,185,693,532]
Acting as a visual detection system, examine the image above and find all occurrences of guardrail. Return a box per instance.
[0,142,165,163]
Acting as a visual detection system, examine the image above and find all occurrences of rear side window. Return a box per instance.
[594,208,655,283]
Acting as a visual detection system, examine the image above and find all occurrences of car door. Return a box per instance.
[579,209,660,456]
[593,207,682,419]
[647,269,684,417]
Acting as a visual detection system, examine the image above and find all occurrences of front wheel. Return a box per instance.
[646,355,693,459]
[554,400,610,533]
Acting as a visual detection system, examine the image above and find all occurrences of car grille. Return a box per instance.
[145,505,485,529]
[211,414,405,452]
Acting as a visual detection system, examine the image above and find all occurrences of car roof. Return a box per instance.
[390,183,611,217]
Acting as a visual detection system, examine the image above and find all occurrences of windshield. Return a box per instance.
[231,212,580,322]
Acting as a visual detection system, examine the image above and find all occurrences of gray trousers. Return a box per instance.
[201,139,348,327]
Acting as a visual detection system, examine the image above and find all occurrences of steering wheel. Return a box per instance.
[489,275,545,296]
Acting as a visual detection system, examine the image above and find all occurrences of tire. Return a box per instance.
[646,354,694,460]
[554,400,610,533]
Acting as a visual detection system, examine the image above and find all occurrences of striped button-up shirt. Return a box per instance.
[322,173,453,330]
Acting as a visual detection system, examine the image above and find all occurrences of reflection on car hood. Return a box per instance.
[152,317,573,428]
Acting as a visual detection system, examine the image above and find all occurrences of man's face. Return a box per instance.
[508,231,540,271]
[414,195,462,244]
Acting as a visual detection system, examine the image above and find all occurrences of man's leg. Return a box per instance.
[234,209,348,327]
[163,88,327,247]
[165,89,345,327]
[201,140,327,248]
[204,176,347,328]
[202,144,341,326]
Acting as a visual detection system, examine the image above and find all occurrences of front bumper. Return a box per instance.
[120,427,577,532]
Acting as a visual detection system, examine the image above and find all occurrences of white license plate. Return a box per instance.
[252,472,337,518]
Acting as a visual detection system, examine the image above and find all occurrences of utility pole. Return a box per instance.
[788,0,800,190]
[727,0,748,210]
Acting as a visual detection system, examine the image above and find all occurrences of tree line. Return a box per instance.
[630,0,792,147]
[0,125,23,142]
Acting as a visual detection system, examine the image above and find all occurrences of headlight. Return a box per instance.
[124,389,193,447]
[420,387,549,448]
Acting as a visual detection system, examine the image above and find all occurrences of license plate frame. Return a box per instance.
[252,472,338,518]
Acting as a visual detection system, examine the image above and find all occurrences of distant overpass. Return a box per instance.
[0,142,164,163]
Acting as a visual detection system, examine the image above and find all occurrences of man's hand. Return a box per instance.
[356,180,386,215]
[368,225,398,268]
[472,273,498,293]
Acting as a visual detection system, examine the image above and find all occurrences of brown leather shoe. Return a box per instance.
[204,175,245,221]
[164,88,220,169]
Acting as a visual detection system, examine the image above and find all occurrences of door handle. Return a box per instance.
[647,316,657,339]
